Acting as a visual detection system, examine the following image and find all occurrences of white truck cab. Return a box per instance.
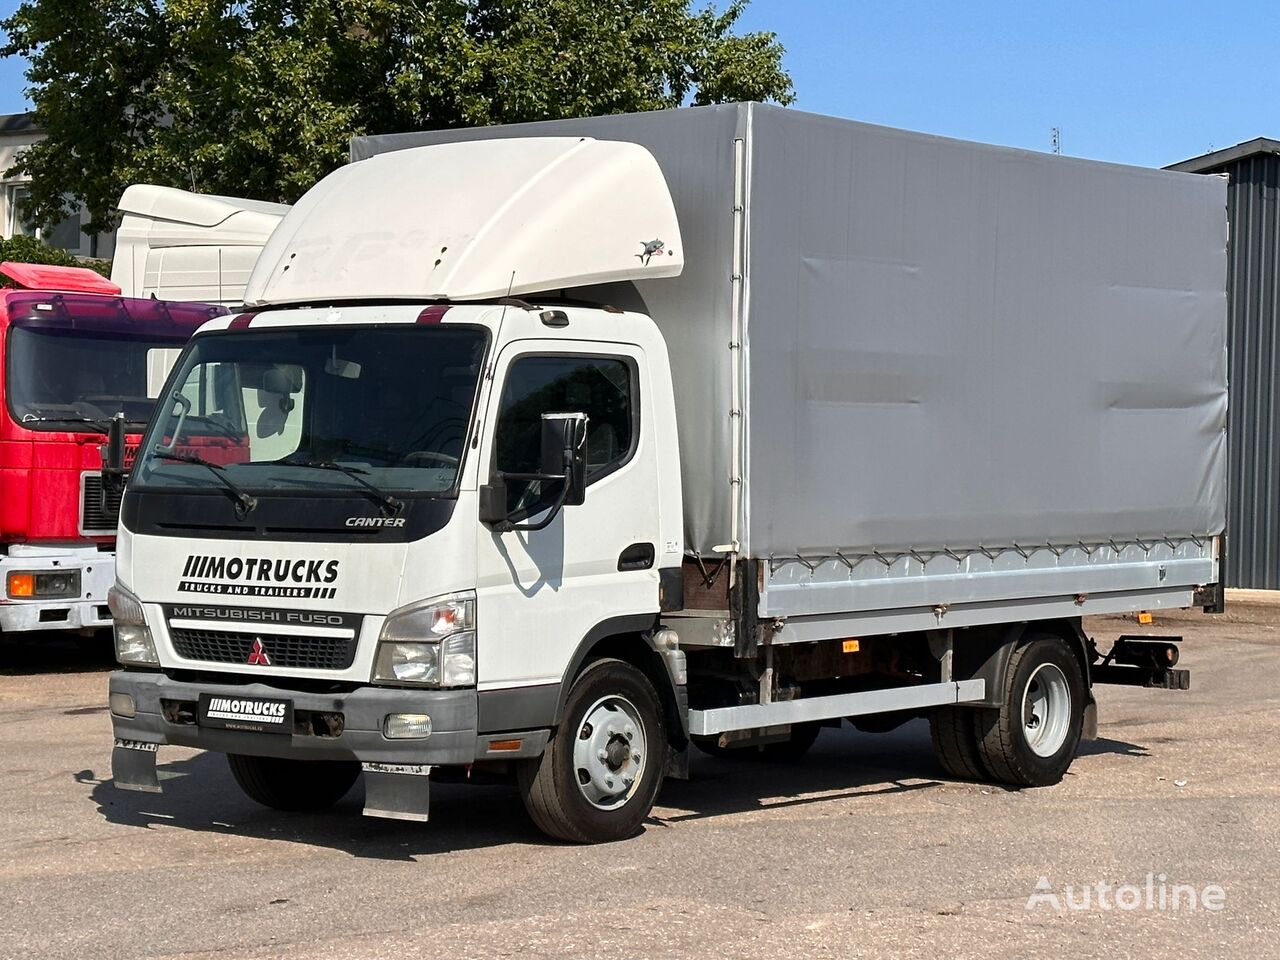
[111,185,290,306]
[110,300,686,837]
[109,107,1226,842]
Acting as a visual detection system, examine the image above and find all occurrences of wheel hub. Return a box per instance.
[1021,662,1071,758]
[605,736,631,770]
[573,695,646,810]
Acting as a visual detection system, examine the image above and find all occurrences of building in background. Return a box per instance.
[1169,140,1280,589]
[0,112,115,260]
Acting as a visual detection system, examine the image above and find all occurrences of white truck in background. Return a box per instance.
[106,104,1226,843]
[111,185,289,307]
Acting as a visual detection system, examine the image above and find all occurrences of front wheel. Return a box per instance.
[975,634,1086,787]
[227,754,360,811]
[517,658,667,843]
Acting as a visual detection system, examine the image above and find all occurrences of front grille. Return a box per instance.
[81,473,122,533]
[169,629,357,670]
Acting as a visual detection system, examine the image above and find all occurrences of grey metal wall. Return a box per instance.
[1182,155,1280,588]
[1222,155,1280,588]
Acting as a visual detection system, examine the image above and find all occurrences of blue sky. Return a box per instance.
[1,0,1276,168]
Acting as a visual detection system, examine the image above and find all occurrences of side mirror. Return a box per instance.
[539,412,588,507]
[99,412,128,505]
[481,412,589,532]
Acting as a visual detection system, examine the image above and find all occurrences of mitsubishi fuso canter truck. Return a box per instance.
[107,104,1228,843]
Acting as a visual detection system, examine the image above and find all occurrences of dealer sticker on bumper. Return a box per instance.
[198,693,293,734]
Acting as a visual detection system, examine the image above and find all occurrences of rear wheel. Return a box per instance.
[227,754,360,811]
[517,658,667,843]
[929,706,988,781]
[975,634,1085,787]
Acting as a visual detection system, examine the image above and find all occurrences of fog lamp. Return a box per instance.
[384,713,433,740]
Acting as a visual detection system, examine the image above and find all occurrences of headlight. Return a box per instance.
[374,642,441,684]
[108,583,158,666]
[372,594,475,687]
[7,570,81,599]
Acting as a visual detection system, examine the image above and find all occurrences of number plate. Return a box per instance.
[198,693,293,734]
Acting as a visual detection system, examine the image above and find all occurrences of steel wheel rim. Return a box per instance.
[1022,662,1071,758]
[572,695,647,810]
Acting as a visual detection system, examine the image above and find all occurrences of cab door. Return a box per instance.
[474,340,660,695]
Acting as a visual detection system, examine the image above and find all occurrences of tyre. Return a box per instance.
[227,754,360,811]
[929,706,988,781]
[517,658,667,843]
[974,633,1085,787]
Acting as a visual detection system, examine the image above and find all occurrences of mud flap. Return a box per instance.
[361,762,432,822]
[112,740,161,793]
[1082,699,1098,741]
[664,743,690,780]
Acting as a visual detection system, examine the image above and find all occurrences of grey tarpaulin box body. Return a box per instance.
[353,103,1228,630]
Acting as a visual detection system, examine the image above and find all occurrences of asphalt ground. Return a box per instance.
[1,604,1277,959]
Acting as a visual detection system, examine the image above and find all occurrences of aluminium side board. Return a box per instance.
[352,103,1228,631]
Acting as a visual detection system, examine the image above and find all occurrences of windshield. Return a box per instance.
[6,328,189,427]
[133,325,488,497]
[3,292,224,430]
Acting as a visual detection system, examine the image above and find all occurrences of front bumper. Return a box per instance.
[0,548,114,634]
[110,670,481,764]
[109,671,549,820]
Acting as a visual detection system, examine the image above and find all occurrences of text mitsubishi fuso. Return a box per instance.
[107,105,1228,843]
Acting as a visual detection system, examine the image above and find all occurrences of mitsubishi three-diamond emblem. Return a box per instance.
[247,637,271,666]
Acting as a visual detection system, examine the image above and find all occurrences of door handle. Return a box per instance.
[617,543,656,571]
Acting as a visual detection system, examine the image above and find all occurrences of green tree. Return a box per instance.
[1,0,793,235]
[0,235,113,280]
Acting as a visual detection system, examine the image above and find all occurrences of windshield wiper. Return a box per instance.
[21,416,109,434]
[287,460,405,516]
[152,451,259,518]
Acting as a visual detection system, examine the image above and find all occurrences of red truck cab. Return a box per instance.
[0,262,224,636]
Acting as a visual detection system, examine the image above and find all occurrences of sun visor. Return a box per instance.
[242,137,684,306]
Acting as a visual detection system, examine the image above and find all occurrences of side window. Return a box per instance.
[495,355,635,514]
[146,348,185,399]
[174,361,245,427]
[167,361,305,460]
